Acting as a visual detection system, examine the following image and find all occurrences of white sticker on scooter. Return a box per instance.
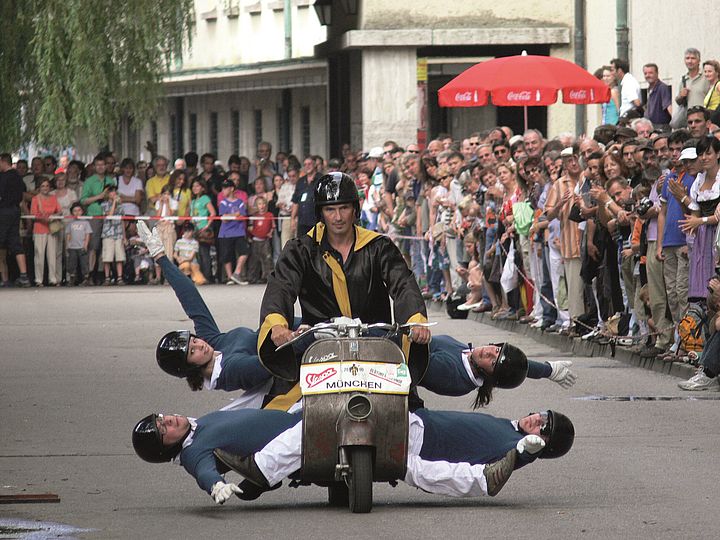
[300,361,411,395]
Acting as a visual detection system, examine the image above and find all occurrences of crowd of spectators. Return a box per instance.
[3,49,720,390]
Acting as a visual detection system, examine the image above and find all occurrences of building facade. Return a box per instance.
[109,0,719,162]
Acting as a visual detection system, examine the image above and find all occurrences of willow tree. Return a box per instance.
[0,0,194,149]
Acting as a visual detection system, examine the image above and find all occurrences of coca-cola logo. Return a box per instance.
[506,91,532,102]
[455,91,473,102]
[569,90,587,100]
[305,367,337,388]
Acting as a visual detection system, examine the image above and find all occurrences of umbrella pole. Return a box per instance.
[524,105,528,132]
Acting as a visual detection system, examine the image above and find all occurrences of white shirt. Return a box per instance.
[688,170,720,211]
[277,182,295,216]
[155,197,178,217]
[117,176,144,216]
[619,72,642,116]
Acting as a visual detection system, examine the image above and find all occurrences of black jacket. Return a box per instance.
[258,223,428,383]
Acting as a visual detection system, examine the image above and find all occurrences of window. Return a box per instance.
[209,112,218,157]
[231,110,240,156]
[189,113,197,151]
[170,113,178,158]
[150,120,158,154]
[278,89,291,152]
[254,109,263,147]
[301,106,311,157]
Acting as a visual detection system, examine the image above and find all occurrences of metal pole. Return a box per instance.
[284,0,292,59]
[616,0,629,62]
[574,0,586,135]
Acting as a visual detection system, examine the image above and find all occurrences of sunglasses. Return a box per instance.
[527,411,553,438]
[407,149,419,154]
[494,148,508,155]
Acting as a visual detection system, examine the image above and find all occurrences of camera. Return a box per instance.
[636,197,653,217]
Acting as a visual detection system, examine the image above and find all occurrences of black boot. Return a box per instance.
[214,449,271,490]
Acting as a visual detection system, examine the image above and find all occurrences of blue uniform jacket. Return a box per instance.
[180,409,302,493]
[415,408,536,469]
[423,335,551,396]
[159,256,271,391]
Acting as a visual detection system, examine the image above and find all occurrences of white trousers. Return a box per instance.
[254,412,489,497]
[548,247,570,326]
[33,233,58,285]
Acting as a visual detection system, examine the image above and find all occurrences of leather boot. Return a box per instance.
[483,448,517,496]
[214,449,271,490]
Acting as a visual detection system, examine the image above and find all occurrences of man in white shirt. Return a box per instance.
[611,58,642,117]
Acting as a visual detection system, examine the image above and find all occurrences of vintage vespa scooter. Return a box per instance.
[276,318,434,513]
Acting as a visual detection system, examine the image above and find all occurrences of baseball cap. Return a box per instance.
[679,147,698,161]
[367,147,384,159]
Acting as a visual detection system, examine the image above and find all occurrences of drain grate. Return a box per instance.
[574,395,720,401]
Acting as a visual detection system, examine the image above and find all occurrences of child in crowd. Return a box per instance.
[174,222,207,285]
[100,185,127,285]
[126,222,155,284]
[65,202,92,285]
[218,179,249,285]
[247,196,274,284]
[154,183,178,265]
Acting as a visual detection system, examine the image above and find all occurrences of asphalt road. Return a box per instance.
[1,284,718,539]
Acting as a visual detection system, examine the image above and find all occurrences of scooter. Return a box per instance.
[277,318,434,513]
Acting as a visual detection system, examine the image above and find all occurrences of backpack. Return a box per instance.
[678,303,707,353]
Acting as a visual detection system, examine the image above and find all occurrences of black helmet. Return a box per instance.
[492,342,528,389]
[539,410,575,459]
[132,414,183,463]
[314,172,360,222]
[156,330,192,378]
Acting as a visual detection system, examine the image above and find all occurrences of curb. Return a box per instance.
[426,300,696,381]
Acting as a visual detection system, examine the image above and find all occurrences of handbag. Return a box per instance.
[39,196,63,234]
[500,240,519,293]
[196,227,215,245]
[49,219,63,234]
[511,201,534,236]
[670,75,689,130]
[670,104,687,130]
[567,204,584,223]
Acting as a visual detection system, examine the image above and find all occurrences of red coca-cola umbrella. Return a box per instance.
[438,51,610,130]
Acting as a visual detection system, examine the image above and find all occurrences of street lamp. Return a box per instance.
[313,0,332,25]
[340,0,357,15]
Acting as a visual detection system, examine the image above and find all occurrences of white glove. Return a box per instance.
[548,360,577,389]
[516,434,546,455]
[137,220,165,258]
[211,481,242,505]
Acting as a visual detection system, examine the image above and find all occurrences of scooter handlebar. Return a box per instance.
[275,319,436,350]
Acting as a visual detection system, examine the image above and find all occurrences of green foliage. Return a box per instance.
[1,0,194,149]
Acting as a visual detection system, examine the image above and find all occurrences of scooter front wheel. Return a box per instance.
[348,446,373,513]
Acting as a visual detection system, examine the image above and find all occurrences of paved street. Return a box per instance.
[1,285,718,539]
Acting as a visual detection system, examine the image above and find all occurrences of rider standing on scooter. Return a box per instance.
[258,172,430,385]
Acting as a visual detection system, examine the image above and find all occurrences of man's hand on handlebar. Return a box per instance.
[410,326,431,345]
[271,325,295,347]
